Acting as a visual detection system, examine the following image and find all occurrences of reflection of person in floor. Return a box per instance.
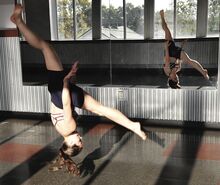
[11,4,146,175]
[160,10,209,89]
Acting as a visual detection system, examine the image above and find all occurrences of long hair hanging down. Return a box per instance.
[48,146,81,176]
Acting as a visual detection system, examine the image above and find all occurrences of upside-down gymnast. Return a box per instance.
[11,4,146,171]
[160,10,209,89]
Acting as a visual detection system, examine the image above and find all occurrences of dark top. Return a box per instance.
[166,40,182,59]
[47,70,84,109]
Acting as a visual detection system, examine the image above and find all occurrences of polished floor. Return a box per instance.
[23,67,218,88]
[0,117,220,185]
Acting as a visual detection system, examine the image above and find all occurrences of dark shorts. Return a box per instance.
[167,40,182,59]
[48,70,84,109]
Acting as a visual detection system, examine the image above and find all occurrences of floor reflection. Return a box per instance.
[23,68,218,88]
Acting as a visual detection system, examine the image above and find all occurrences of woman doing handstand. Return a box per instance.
[160,10,209,89]
[11,4,146,163]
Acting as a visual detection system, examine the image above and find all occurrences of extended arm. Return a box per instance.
[164,40,170,64]
[163,41,171,76]
[61,62,79,135]
[62,78,75,132]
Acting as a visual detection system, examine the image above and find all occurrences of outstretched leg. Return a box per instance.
[82,93,147,140]
[180,51,209,80]
[160,10,172,41]
[11,4,63,71]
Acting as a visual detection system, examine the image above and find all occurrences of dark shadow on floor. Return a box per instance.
[79,125,129,185]
[0,120,43,146]
[143,128,165,148]
[0,120,97,185]
[79,125,166,185]
[153,122,205,185]
[0,137,63,185]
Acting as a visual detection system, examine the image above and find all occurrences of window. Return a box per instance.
[101,0,144,39]
[56,0,74,40]
[154,0,197,38]
[126,0,144,39]
[75,0,92,40]
[109,1,124,39]
[207,0,220,37]
[102,0,111,39]
[176,0,197,38]
[56,0,92,40]
[55,0,217,40]
[154,0,174,39]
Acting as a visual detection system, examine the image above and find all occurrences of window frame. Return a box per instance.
[49,0,219,41]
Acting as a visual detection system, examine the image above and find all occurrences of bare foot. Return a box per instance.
[160,10,164,18]
[10,4,23,24]
[132,122,147,140]
[203,69,209,80]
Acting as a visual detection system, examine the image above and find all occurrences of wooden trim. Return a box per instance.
[0,29,19,37]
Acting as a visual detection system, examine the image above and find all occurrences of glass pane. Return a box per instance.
[207,0,220,37]
[76,0,92,40]
[176,0,197,38]
[154,0,174,39]
[56,0,74,40]
[109,0,124,39]
[126,0,144,39]
[102,0,111,39]
[76,0,110,84]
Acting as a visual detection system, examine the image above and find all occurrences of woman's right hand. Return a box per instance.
[64,61,79,81]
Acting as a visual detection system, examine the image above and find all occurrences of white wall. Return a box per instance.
[0,3,16,29]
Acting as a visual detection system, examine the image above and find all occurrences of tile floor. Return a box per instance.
[0,117,220,185]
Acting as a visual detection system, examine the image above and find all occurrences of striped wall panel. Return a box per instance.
[0,37,220,123]
[77,87,219,122]
[0,37,50,113]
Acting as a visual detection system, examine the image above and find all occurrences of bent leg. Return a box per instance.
[180,51,209,80]
[82,92,146,140]
[11,4,63,71]
[160,10,172,40]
